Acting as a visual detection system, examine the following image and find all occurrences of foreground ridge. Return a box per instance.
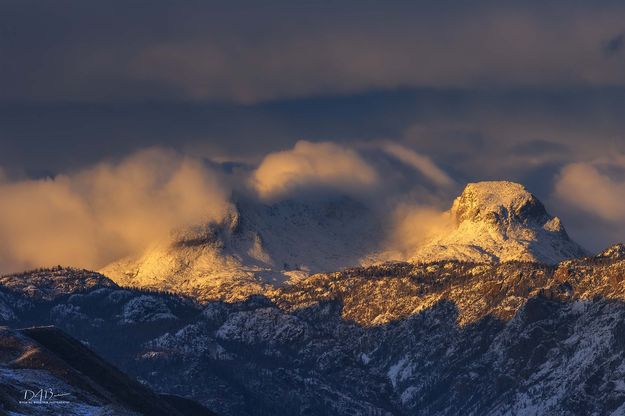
[0,325,215,415]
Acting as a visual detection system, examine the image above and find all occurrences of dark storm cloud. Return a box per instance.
[2,0,625,104]
[0,90,419,174]
[1,0,624,174]
[2,87,624,178]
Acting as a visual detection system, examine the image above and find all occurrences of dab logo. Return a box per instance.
[20,388,70,404]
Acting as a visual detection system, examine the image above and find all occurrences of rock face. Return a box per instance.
[101,196,383,302]
[412,181,588,264]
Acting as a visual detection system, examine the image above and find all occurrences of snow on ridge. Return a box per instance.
[100,195,384,302]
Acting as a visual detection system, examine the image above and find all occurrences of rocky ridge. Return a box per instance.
[2,246,625,414]
[0,325,214,416]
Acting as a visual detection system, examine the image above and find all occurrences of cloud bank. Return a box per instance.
[0,149,230,273]
[0,141,460,273]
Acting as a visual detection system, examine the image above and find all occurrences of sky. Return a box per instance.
[1,1,625,272]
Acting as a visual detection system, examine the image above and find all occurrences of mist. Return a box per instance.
[0,148,231,273]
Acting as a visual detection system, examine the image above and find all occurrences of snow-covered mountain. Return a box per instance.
[3,179,625,415]
[102,181,589,302]
[101,196,383,302]
[412,181,588,264]
[3,180,625,415]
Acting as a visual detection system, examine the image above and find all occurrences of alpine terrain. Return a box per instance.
[101,196,383,302]
[1,181,625,415]
[102,181,587,301]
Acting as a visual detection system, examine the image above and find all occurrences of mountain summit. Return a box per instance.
[412,181,587,264]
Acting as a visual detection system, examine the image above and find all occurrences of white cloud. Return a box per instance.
[252,140,379,200]
[382,203,452,260]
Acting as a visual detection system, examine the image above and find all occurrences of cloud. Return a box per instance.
[380,142,455,187]
[553,156,625,250]
[554,158,625,222]
[252,140,379,200]
[250,139,460,260]
[0,141,459,272]
[382,203,453,260]
[0,148,231,273]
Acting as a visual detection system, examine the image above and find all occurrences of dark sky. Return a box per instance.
[1,0,625,266]
[1,1,624,171]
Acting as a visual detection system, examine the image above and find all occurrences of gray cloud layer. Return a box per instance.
[1,1,625,103]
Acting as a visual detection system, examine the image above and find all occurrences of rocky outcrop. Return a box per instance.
[412,181,588,264]
[0,266,117,301]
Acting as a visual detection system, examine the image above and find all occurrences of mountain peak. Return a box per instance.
[412,181,587,264]
[452,181,548,225]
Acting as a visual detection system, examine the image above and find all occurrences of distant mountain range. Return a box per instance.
[2,181,625,415]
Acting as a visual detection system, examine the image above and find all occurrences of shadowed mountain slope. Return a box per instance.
[0,325,216,416]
